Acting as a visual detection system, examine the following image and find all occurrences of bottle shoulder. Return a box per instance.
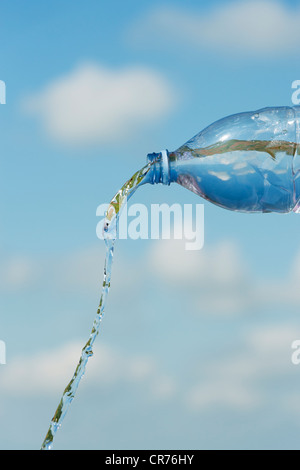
[175,106,298,159]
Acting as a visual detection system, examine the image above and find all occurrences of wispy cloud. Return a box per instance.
[4,236,300,316]
[22,63,175,146]
[148,237,300,316]
[2,321,298,419]
[0,341,176,401]
[185,324,298,412]
[148,238,251,315]
[2,241,300,419]
[0,254,39,291]
[129,1,300,57]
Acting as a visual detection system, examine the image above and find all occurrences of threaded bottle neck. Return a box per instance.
[147,149,171,185]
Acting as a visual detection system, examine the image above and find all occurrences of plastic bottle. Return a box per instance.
[147,106,300,213]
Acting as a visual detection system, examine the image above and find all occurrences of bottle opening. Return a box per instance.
[147,149,170,185]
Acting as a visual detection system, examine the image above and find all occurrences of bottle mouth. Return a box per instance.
[147,149,170,185]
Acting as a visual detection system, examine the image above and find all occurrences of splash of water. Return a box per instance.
[41,162,153,450]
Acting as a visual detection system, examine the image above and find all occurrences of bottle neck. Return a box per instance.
[147,149,171,185]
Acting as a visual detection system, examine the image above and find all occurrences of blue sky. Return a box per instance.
[1,0,300,450]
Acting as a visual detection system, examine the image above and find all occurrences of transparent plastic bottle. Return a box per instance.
[147,106,300,213]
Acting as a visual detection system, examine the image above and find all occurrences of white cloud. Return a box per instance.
[0,342,83,395]
[5,235,300,317]
[148,238,250,315]
[1,319,297,417]
[0,341,176,401]
[148,237,246,285]
[23,63,175,146]
[187,381,258,411]
[131,1,300,57]
[147,237,300,316]
[0,255,38,290]
[186,324,298,412]
[49,243,142,299]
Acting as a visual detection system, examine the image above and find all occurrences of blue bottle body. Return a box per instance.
[148,106,300,213]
